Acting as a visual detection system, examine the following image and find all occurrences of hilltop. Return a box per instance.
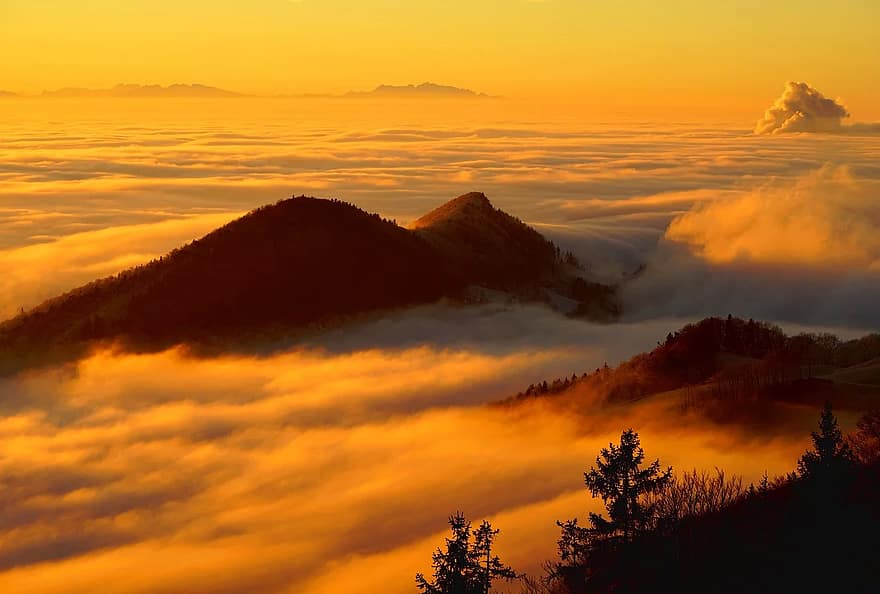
[413,192,558,287]
[0,193,617,374]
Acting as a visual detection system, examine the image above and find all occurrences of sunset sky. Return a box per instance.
[3,0,878,116]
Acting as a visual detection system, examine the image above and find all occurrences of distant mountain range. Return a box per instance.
[0,82,493,99]
[0,192,616,374]
[40,83,243,98]
[345,82,491,99]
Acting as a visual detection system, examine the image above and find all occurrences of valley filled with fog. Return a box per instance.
[1,97,878,593]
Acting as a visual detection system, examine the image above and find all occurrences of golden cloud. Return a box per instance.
[665,165,880,269]
[0,344,814,594]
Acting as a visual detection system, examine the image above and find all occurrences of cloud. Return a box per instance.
[665,165,880,269]
[755,81,850,134]
[1,99,878,328]
[0,340,817,594]
[623,166,880,329]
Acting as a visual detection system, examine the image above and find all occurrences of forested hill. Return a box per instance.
[508,316,880,408]
[0,193,617,374]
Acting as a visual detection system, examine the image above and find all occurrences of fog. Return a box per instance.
[2,99,879,326]
[1,96,878,592]
[0,338,820,594]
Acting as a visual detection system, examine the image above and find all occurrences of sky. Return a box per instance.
[2,0,879,117]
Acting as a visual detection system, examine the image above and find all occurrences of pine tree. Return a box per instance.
[416,513,516,594]
[797,401,853,479]
[584,429,673,541]
[472,521,517,593]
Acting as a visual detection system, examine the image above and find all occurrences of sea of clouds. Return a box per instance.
[0,92,878,592]
[2,95,879,326]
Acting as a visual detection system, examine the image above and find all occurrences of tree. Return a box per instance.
[848,409,880,464]
[555,518,591,567]
[797,401,853,479]
[416,512,516,594]
[584,429,673,541]
[473,520,518,593]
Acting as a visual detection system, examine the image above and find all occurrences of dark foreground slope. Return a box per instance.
[551,463,880,594]
[0,193,617,374]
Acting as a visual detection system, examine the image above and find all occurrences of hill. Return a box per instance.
[0,193,617,374]
[546,459,880,594]
[507,316,880,416]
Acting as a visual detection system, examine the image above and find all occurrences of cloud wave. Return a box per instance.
[0,342,814,594]
[665,165,880,269]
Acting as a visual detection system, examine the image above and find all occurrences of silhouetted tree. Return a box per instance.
[416,512,516,594]
[473,520,518,593]
[797,402,853,479]
[555,518,591,567]
[848,410,880,464]
[584,429,672,541]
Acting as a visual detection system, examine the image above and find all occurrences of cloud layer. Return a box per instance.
[0,339,817,594]
[622,166,880,329]
[2,99,880,324]
[666,165,880,269]
[1,98,878,592]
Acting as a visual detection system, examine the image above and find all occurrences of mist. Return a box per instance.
[0,338,820,594]
[623,166,880,329]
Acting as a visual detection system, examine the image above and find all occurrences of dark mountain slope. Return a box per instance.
[0,197,448,372]
[0,193,618,374]
[553,462,880,594]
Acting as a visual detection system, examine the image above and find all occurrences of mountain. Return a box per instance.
[412,192,557,287]
[0,90,18,98]
[345,82,490,99]
[41,84,242,98]
[0,193,617,374]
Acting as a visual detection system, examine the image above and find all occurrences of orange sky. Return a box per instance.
[2,0,878,117]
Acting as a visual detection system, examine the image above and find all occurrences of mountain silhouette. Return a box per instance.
[345,82,489,98]
[40,84,242,98]
[0,193,616,374]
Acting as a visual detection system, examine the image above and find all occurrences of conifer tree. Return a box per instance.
[472,520,517,593]
[584,429,672,541]
[798,401,853,478]
[416,513,516,594]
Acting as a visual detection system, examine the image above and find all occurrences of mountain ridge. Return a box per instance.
[39,83,243,98]
[345,82,491,99]
[0,193,617,375]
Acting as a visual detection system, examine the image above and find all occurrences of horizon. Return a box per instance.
[3,1,879,119]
